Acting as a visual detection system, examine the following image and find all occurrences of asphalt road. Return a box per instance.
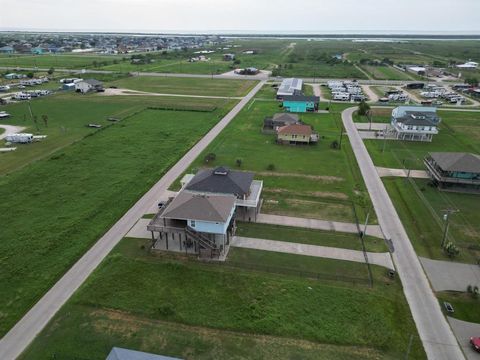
[0,65,451,86]
[342,106,464,360]
[0,80,266,360]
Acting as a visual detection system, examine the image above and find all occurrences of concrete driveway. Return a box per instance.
[420,257,480,292]
[231,236,394,270]
[0,125,26,140]
[448,317,480,360]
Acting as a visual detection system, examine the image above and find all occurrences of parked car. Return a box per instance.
[443,302,454,313]
[470,337,480,352]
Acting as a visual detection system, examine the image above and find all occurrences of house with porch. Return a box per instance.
[147,167,263,259]
[276,123,319,145]
[424,152,480,193]
[391,105,441,142]
[282,95,319,113]
[263,113,300,133]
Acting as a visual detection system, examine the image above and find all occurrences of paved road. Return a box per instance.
[420,257,480,292]
[342,107,464,360]
[448,317,480,360]
[100,87,243,100]
[0,66,463,87]
[256,213,384,239]
[231,236,394,269]
[0,80,266,360]
[0,125,26,140]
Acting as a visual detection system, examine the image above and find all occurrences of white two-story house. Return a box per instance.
[391,106,441,142]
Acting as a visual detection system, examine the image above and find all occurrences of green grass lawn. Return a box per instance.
[0,102,236,338]
[108,75,257,97]
[236,222,388,252]
[0,53,125,69]
[436,291,480,323]
[362,109,480,262]
[360,65,413,81]
[174,97,375,224]
[0,92,231,175]
[19,237,425,360]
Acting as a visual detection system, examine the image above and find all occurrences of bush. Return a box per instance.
[266,164,275,171]
[236,159,242,167]
[330,140,339,149]
[443,241,459,258]
[358,100,370,116]
[47,67,54,75]
[26,72,34,79]
[204,152,216,163]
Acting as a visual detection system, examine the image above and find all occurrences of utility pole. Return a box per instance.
[381,125,388,153]
[441,209,459,248]
[367,109,372,131]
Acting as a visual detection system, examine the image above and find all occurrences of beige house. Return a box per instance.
[276,124,318,145]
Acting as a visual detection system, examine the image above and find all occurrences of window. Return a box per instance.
[191,220,196,227]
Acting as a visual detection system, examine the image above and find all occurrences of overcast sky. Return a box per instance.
[1,0,480,34]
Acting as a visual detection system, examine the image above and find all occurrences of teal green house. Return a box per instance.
[282,95,320,113]
[31,47,44,55]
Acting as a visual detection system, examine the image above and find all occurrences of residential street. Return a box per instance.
[342,106,464,360]
[0,80,266,360]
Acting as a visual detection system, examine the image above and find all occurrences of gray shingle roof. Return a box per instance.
[162,191,236,223]
[272,113,299,123]
[429,152,480,173]
[186,167,254,198]
[84,79,103,86]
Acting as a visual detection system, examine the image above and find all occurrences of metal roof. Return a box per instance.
[429,152,480,173]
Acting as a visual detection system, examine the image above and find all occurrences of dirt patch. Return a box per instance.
[258,171,344,183]
[369,108,392,117]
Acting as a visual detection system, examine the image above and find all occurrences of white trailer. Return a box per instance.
[333,92,351,101]
[5,133,34,143]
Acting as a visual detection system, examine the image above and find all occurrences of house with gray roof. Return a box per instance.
[263,113,300,133]
[424,152,480,193]
[276,78,303,99]
[75,78,104,93]
[147,166,263,259]
[391,105,441,142]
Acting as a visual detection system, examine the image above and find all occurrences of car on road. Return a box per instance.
[470,337,480,352]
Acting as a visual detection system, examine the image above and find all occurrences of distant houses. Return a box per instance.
[0,46,14,54]
[147,167,263,259]
[390,106,440,142]
[282,95,320,113]
[424,152,480,193]
[75,79,104,93]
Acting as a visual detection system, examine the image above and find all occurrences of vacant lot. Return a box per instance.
[0,103,235,337]
[0,53,124,69]
[236,222,388,253]
[0,92,231,175]
[19,237,425,360]
[178,97,375,223]
[108,75,257,97]
[360,65,413,80]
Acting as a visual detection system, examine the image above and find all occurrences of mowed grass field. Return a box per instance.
[0,88,236,175]
[0,97,237,337]
[0,53,124,69]
[19,237,425,360]
[177,97,375,224]
[362,110,480,262]
[108,75,257,96]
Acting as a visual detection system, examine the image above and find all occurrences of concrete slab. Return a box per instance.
[355,122,391,131]
[448,317,480,360]
[420,257,480,292]
[126,218,152,239]
[256,213,384,239]
[376,166,430,179]
[231,236,395,270]
[146,190,177,214]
